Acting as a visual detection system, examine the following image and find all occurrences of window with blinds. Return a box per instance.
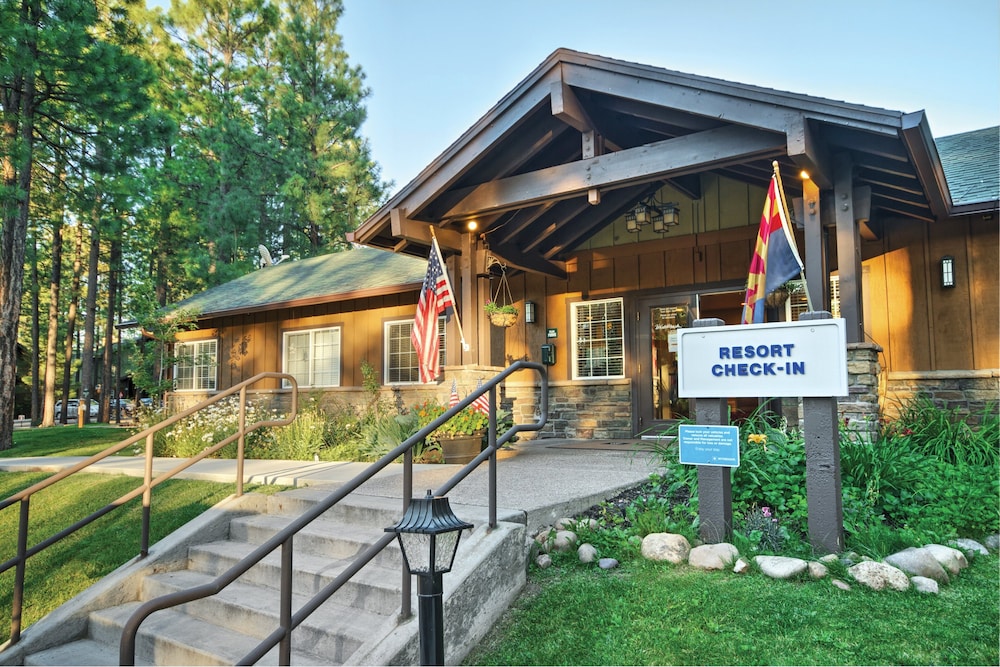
[283,327,341,387]
[385,318,446,384]
[572,298,625,379]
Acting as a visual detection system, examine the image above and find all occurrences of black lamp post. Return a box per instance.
[386,490,473,666]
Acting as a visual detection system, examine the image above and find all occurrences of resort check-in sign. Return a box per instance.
[676,319,848,398]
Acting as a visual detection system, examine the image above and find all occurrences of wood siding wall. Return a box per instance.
[861,215,998,373]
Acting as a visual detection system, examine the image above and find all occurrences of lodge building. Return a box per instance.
[166,49,999,439]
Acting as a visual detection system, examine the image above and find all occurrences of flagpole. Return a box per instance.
[772,161,814,312]
[429,227,468,349]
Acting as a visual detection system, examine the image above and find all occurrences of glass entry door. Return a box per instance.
[636,297,691,432]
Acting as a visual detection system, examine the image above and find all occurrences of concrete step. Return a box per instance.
[226,512,404,569]
[134,567,395,659]
[87,601,331,666]
[185,540,403,615]
[265,488,411,527]
[23,639,120,666]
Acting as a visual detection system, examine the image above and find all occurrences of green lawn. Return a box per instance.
[3,424,135,458]
[466,556,1000,666]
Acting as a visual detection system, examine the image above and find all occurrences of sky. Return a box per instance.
[337,0,1000,195]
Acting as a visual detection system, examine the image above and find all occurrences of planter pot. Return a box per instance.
[438,433,484,464]
[488,311,518,327]
[765,288,789,308]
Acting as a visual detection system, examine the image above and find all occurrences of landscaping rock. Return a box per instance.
[733,558,751,574]
[807,561,829,579]
[598,558,619,570]
[884,547,950,584]
[831,579,852,591]
[554,517,576,530]
[535,554,552,569]
[949,538,989,557]
[755,556,808,580]
[551,530,578,552]
[849,561,910,591]
[578,543,598,563]
[985,534,1000,552]
[640,532,690,564]
[688,543,739,570]
[922,543,968,575]
[910,576,939,594]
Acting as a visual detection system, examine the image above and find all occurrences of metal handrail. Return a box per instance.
[0,372,299,647]
[120,360,548,666]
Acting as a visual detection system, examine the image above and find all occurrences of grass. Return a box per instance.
[466,557,1000,666]
[1,425,134,458]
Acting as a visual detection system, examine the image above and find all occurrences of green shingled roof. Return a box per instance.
[936,126,1000,207]
[170,246,427,318]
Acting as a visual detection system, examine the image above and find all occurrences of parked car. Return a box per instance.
[54,399,99,420]
[107,398,135,417]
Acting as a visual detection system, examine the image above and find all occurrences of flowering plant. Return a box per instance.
[739,504,790,553]
[483,301,518,316]
[412,398,488,438]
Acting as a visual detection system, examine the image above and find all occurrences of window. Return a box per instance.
[385,318,446,384]
[283,327,341,387]
[572,298,625,379]
[788,277,841,320]
[174,340,218,391]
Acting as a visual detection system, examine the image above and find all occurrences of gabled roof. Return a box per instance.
[936,126,1000,213]
[350,48,954,276]
[169,246,427,319]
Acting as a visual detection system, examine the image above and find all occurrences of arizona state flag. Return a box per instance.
[741,174,804,324]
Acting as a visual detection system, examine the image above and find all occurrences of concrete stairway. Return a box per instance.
[5,487,527,666]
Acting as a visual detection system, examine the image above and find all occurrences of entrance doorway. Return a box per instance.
[634,289,759,434]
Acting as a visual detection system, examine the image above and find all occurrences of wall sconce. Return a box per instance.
[524,301,536,324]
[941,256,955,288]
[625,196,679,233]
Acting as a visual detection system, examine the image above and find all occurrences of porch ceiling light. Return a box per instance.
[626,196,680,234]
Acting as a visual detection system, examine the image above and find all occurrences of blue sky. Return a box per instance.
[338,0,1000,195]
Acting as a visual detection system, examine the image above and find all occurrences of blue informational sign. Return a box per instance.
[678,424,740,467]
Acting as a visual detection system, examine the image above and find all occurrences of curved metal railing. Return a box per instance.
[0,372,299,647]
[119,360,548,666]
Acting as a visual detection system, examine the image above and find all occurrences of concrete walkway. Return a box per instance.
[0,439,664,531]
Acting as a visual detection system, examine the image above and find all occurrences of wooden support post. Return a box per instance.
[692,318,732,544]
[800,311,845,554]
[834,154,863,343]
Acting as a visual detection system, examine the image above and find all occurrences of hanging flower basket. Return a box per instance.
[765,287,789,308]
[488,310,518,327]
[484,254,518,327]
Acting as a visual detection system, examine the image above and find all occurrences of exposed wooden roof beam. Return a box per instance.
[442,125,785,220]
[487,241,568,279]
[540,185,654,258]
[550,77,623,152]
[390,209,464,251]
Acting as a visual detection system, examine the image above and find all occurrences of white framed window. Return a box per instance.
[173,339,218,391]
[283,327,341,388]
[572,297,625,379]
[385,318,446,384]
[788,276,841,321]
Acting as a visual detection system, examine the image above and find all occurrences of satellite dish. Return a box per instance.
[258,245,273,267]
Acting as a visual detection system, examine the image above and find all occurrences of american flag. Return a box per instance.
[448,379,460,408]
[470,378,490,415]
[412,238,454,383]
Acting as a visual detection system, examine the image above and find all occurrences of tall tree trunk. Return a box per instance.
[0,0,39,450]
[30,235,40,424]
[101,239,120,423]
[60,224,84,424]
[41,215,64,427]
[79,219,100,425]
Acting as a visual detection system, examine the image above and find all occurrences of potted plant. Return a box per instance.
[484,301,518,327]
[412,399,489,464]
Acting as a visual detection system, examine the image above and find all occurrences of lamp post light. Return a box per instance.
[386,490,473,666]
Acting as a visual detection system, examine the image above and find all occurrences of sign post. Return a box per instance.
[677,313,847,552]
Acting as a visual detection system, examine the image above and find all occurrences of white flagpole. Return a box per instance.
[429,227,467,349]
[772,161,814,312]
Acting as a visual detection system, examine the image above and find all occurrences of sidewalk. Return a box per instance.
[0,439,664,531]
